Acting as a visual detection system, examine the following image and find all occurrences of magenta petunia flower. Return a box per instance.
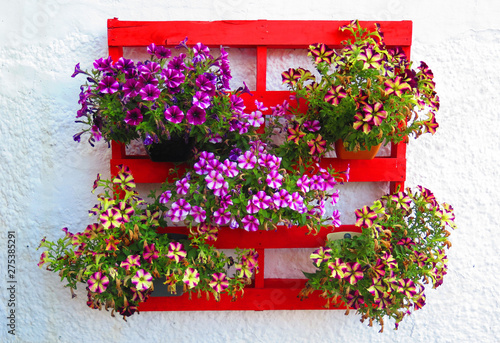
[205,170,226,190]
[131,269,153,292]
[192,91,211,109]
[186,106,206,125]
[222,160,239,178]
[123,79,141,98]
[248,110,265,127]
[237,150,257,170]
[354,205,378,228]
[213,208,231,226]
[272,189,291,208]
[328,258,347,279]
[139,84,160,101]
[167,199,192,222]
[297,175,311,193]
[124,108,143,126]
[242,215,259,232]
[230,94,245,114]
[331,210,341,227]
[190,206,206,223]
[161,68,185,89]
[289,192,306,213]
[164,105,184,124]
[346,290,365,309]
[196,74,216,96]
[384,76,411,97]
[175,177,190,195]
[324,85,347,106]
[98,76,119,94]
[143,243,159,263]
[209,273,229,293]
[167,242,187,263]
[251,191,272,210]
[303,120,321,132]
[88,271,109,294]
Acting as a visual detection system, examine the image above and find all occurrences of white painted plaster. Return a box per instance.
[1,1,498,342]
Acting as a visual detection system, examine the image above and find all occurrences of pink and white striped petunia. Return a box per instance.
[242,215,259,232]
[222,159,239,178]
[251,191,272,210]
[190,206,206,223]
[88,271,109,293]
[266,170,283,189]
[272,189,291,208]
[213,208,231,226]
[237,150,257,170]
[205,170,226,190]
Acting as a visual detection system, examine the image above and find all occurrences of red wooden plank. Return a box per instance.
[156,225,361,249]
[108,19,412,49]
[138,278,347,311]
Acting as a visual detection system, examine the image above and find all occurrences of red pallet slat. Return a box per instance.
[107,19,411,312]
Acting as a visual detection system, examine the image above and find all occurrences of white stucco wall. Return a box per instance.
[1,1,499,342]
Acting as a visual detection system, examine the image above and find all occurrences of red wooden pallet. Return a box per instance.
[107,19,411,311]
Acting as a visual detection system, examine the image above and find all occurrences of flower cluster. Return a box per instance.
[37,167,257,319]
[276,20,439,160]
[72,39,253,157]
[156,140,344,237]
[301,186,456,331]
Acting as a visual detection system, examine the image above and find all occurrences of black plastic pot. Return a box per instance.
[144,136,194,162]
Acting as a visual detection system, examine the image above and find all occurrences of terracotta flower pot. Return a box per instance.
[334,140,381,160]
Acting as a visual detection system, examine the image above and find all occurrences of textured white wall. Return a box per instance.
[1,1,499,342]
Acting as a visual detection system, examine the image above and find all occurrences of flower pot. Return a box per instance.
[144,136,194,162]
[334,140,381,160]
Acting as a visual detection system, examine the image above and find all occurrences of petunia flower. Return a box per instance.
[139,84,160,101]
[175,177,191,195]
[104,235,120,251]
[192,91,211,109]
[308,43,335,64]
[131,269,153,292]
[363,102,387,126]
[354,205,378,228]
[186,106,206,125]
[242,215,259,232]
[213,208,231,226]
[346,290,365,309]
[303,120,321,132]
[251,191,272,210]
[164,105,185,124]
[88,271,109,294]
[120,255,141,271]
[237,150,257,170]
[98,76,119,94]
[100,208,122,230]
[266,170,283,189]
[159,190,172,204]
[190,206,207,223]
[422,111,439,134]
[310,247,332,267]
[183,268,200,289]
[358,46,383,69]
[167,199,192,222]
[143,243,159,263]
[272,189,291,208]
[222,159,239,178]
[281,68,302,86]
[343,262,364,284]
[324,85,347,106]
[209,273,229,293]
[124,108,143,126]
[331,210,341,227]
[161,68,185,89]
[205,170,226,190]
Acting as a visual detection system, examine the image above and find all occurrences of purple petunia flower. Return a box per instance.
[98,76,119,94]
[154,46,171,59]
[192,91,211,109]
[124,108,143,126]
[167,54,187,71]
[164,105,184,124]
[161,68,185,89]
[303,120,321,132]
[196,74,216,96]
[230,94,245,114]
[93,56,114,72]
[186,106,206,125]
[272,189,291,208]
[88,271,109,294]
[123,79,141,98]
[139,84,161,101]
